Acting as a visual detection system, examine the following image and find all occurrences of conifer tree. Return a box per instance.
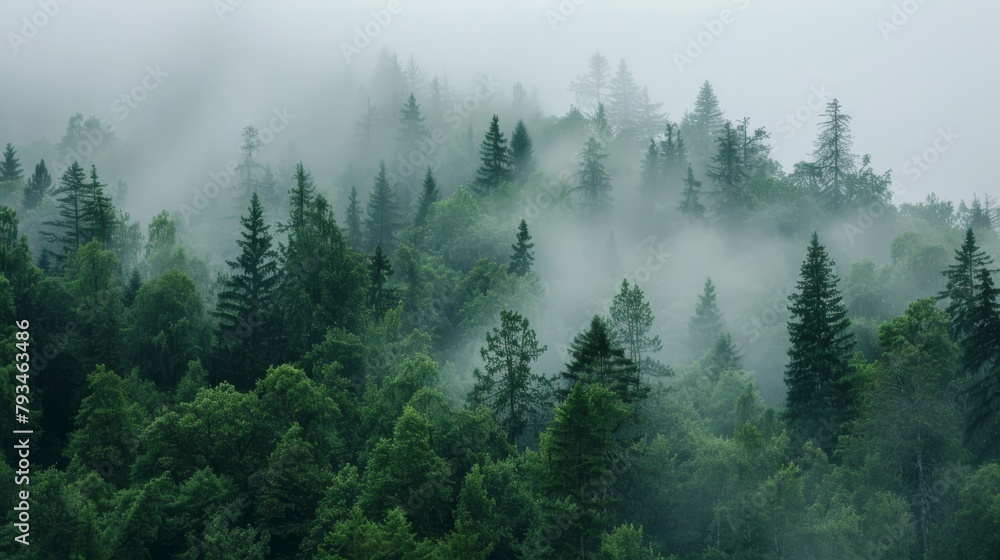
[569,52,612,117]
[607,58,641,136]
[593,103,611,139]
[364,161,400,253]
[43,161,88,257]
[639,140,661,193]
[23,159,52,210]
[287,161,316,234]
[559,316,645,404]
[659,122,687,180]
[508,219,534,277]
[82,165,115,246]
[689,278,724,354]
[938,228,996,343]
[574,136,613,221]
[475,115,512,191]
[783,232,855,451]
[707,332,741,378]
[679,164,707,220]
[0,143,22,182]
[212,192,280,390]
[707,121,750,218]
[510,119,535,184]
[964,266,1000,374]
[609,279,662,380]
[344,185,364,251]
[397,92,427,157]
[413,167,438,229]
[470,310,549,444]
[811,99,858,210]
[369,244,396,316]
[681,81,725,171]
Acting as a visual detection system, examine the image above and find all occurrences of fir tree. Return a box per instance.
[510,119,536,184]
[397,93,427,158]
[369,244,397,316]
[707,121,750,218]
[607,58,641,136]
[707,332,741,379]
[689,278,724,354]
[413,167,438,229]
[287,161,316,234]
[658,122,687,180]
[475,115,512,191]
[811,99,858,210]
[964,266,1000,374]
[364,161,400,253]
[609,279,662,380]
[679,164,707,220]
[574,137,613,221]
[0,143,23,182]
[638,140,661,193]
[42,161,88,257]
[938,228,996,343]
[508,219,535,277]
[344,185,364,251]
[470,310,550,444]
[681,81,725,171]
[559,316,645,404]
[783,232,855,451]
[82,165,115,246]
[212,192,280,390]
[23,159,52,210]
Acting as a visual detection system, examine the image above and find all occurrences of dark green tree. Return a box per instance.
[689,277,724,354]
[212,192,280,390]
[0,143,22,182]
[344,185,364,251]
[510,119,536,184]
[783,232,855,451]
[811,99,858,210]
[413,167,438,229]
[679,164,707,220]
[707,121,750,218]
[470,310,549,444]
[364,161,401,253]
[964,267,1000,374]
[560,316,645,404]
[475,115,512,191]
[23,159,51,210]
[507,219,534,277]
[287,161,316,234]
[42,161,88,257]
[681,81,725,171]
[609,279,662,380]
[82,164,116,245]
[574,136,613,221]
[938,228,996,343]
[639,139,662,193]
[369,244,396,317]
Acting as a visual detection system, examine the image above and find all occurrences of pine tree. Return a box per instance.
[559,316,645,404]
[23,159,52,210]
[811,99,858,210]
[402,55,425,96]
[679,164,707,220]
[43,161,88,256]
[569,52,612,117]
[82,165,116,246]
[607,58,641,137]
[681,81,725,171]
[397,92,427,158]
[638,140,661,193]
[287,161,316,234]
[475,115,512,191]
[508,219,535,277]
[470,310,550,444]
[212,192,280,390]
[609,279,662,380]
[658,122,687,180]
[689,278,723,354]
[574,137,613,221]
[344,185,363,251]
[707,121,750,218]
[369,244,397,317]
[364,161,400,253]
[784,232,855,451]
[964,266,1000,374]
[0,143,23,182]
[413,167,438,229]
[510,119,536,184]
[938,228,996,343]
[707,332,741,378]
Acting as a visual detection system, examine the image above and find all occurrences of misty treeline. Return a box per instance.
[0,50,998,559]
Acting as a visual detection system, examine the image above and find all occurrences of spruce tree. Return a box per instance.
[607,58,641,136]
[42,161,88,257]
[783,232,855,451]
[708,332,741,379]
[23,159,52,210]
[679,164,707,220]
[212,192,280,390]
[287,161,316,234]
[811,99,858,210]
[82,165,116,246]
[638,140,661,193]
[938,228,995,343]
[609,279,662,380]
[681,81,725,170]
[964,266,1000,374]
[474,115,512,191]
[0,143,22,182]
[397,93,427,158]
[413,167,438,229]
[469,310,550,444]
[344,186,363,251]
[689,278,724,354]
[559,316,645,404]
[510,119,535,184]
[364,161,400,253]
[707,121,750,218]
[574,136,613,221]
[369,244,397,316]
[658,122,687,180]
[508,219,534,277]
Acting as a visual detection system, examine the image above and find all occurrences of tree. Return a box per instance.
[65,366,141,487]
[413,167,438,229]
[510,119,535,184]
[0,143,23,182]
[679,164,707,220]
[23,159,52,210]
[784,232,855,451]
[964,266,1000,374]
[475,115,512,191]
[507,219,534,277]
[287,161,316,234]
[43,161,88,257]
[811,99,858,210]
[707,121,750,218]
[237,125,263,196]
[569,52,612,117]
[470,310,549,444]
[364,161,401,253]
[344,185,364,250]
[689,278,724,355]
[607,58,641,137]
[609,279,662,380]
[82,164,116,246]
[574,136,613,221]
[369,244,397,317]
[681,81,725,171]
[638,140,662,194]
[397,92,427,159]
[939,228,996,343]
[560,316,645,404]
[212,192,280,390]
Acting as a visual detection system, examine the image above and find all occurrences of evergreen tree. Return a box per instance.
[212,192,280,390]
[42,161,88,257]
[344,185,364,251]
[475,115,512,191]
[397,93,427,158]
[0,143,23,182]
[963,266,1000,374]
[658,121,687,180]
[287,161,316,234]
[569,52,612,117]
[364,161,400,253]
[784,232,855,451]
[681,81,725,171]
[559,316,645,404]
[510,119,536,184]
[413,167,438,229]
[811,99,858,210]
[23,159,52,210]
[938,228,996,343]
[609,279,662,380]
[574,136,613,221]
[82,165,116,246]
[707,332,741,379]
[707,121,750,218]
[470,310,550,444]
[507,219,534,277]
[639,140,662,193]
[607,58,641,137]
[369,244,397,316]
[689,278,724,354]
[679,164,707,220]
[236,125,263,196]
[593,103,611,139]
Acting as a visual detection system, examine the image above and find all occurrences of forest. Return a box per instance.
[1,45,999,560]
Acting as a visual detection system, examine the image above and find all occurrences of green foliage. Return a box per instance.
[475,115,513,191]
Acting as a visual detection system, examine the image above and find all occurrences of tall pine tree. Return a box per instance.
[939,228,996,343]
[0,143,23,182]
[559,316,645,404]
[364,161,400,253]
[679,164,707,220]
[287,161,316,234]
[574,137,613,221]
[413,167,438,229]
[474,115,512,191]
[510,120,535,184]
[23,159,52,210]
[689,277,724,355]
[811,99,858,210]
[508,219,535,277]
[42,161,88,257]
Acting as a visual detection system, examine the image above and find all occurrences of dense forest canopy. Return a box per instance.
[1,3,999,559]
